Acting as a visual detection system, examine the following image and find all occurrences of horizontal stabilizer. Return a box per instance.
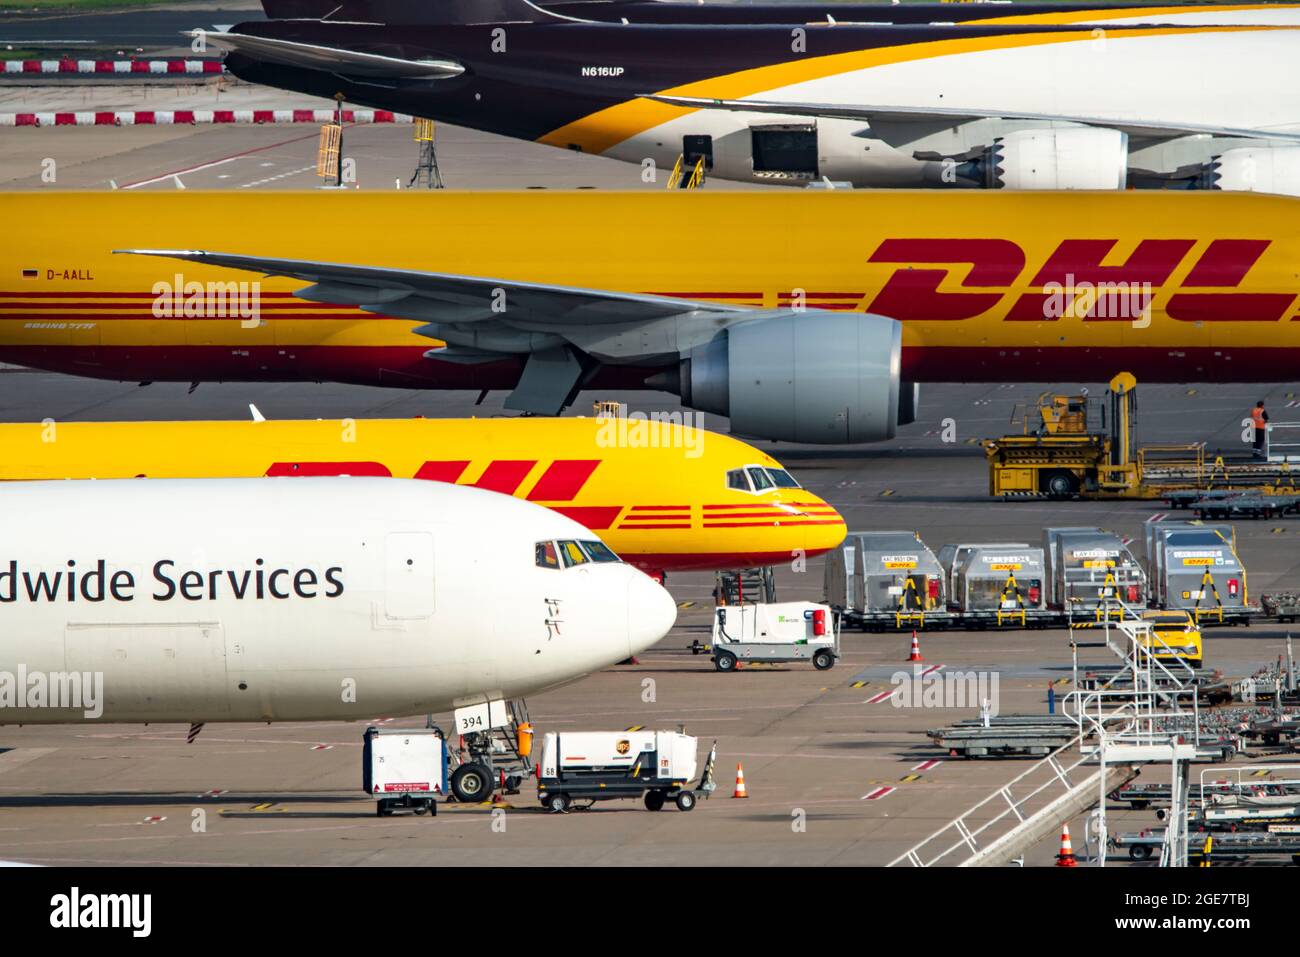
[192,30,464,79]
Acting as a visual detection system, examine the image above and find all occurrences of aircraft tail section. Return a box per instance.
[258,0,590,24]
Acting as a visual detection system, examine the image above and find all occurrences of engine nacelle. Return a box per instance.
[1201,146,1300,197]
[983,128,1129,190]
[678,312,903,444]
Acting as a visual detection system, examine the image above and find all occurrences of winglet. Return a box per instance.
[249,403,267,423]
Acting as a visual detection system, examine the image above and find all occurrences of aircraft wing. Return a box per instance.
[640,93,1300,144]
[115,248,750,414]
[192,30,465,79]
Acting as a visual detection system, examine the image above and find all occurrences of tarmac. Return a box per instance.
[1,97,1299,867]
[0,81,766,189]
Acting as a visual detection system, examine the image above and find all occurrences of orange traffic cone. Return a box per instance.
[732,763,749,799]
[1056,823,1078,867]
[907,630,924,663]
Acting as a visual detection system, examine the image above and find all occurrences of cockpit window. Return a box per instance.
[580,540,622,563]
[766,468,800,489]
[558,540,589,567]
[535,541,560,569]
[728,464,800,493]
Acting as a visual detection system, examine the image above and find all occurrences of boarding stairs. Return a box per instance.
[666,153,707,189]
[890,595,1204,867]
[716,567,776,605]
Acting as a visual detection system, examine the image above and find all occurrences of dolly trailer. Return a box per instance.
[536,732,716,813]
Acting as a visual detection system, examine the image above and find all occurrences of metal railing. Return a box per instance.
[892,592,1202,868]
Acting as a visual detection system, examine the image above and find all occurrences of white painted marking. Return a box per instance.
[124,156,239,189]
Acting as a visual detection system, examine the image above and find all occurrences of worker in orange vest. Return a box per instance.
[1251,400,1270,458]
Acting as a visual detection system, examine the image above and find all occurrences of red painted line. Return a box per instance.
[703,520,845,528]
[920,664,943,677]
[862,786,896,801]
[0,301,352,311]
[645,292,762,299]
[0,291,303,298]
[700,511,794,519]
[912,759,942,772]
[865,689,895,704]
[619,523,692,530]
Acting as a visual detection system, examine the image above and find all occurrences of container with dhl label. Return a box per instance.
[363,726,447,817]
[951,545,1047,614]
[1043,526,1147,612]
[1143,522,1250,621]
[822,530,946,615]
[536,731,716,813]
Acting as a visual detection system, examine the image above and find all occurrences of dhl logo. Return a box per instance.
[265,458,625,528]
[771,238,1297,322]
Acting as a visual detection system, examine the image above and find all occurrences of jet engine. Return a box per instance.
[979,127,1129,190]
[1199,146,1300,197]
[674,312,904,444]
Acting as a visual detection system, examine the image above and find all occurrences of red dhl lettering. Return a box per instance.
[830,237,1294,323]
[266,458,604,503]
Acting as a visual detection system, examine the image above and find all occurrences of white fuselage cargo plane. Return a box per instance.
[0,478,675,724]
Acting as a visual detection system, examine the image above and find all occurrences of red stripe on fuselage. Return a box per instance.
[527,459,600,502]
[414,460,470,483]
[472,460,537,495]
[549,505,622,530]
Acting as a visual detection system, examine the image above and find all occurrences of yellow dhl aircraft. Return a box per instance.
[0,415,845,574]
[4,190,1299,443]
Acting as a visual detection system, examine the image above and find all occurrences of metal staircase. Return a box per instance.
[891,591,1204,867]
[666,153,707,189]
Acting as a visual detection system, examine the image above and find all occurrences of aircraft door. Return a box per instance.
[683,134,714,171]
[384,532,435,619]
[751,124,819,180]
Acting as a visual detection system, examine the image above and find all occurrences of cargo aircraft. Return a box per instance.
[0,477,676,724]
[0,416,846,574]
[3,190,1298,444]
[201,0,1300,192]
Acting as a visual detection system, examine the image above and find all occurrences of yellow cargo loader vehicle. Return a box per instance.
[985,373,1300,503]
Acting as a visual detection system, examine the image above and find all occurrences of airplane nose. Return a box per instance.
[787,495,847,558]
[627,570,677,658]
